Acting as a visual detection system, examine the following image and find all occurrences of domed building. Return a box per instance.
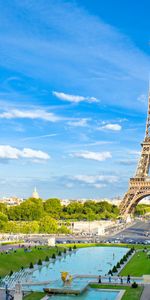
[32,187,40,199]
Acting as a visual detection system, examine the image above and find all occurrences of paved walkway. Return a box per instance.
[0,290,5,300]
[141,285,150,300]
[0,289,15,300]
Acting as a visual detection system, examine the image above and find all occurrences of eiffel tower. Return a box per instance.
[120,91,150,215]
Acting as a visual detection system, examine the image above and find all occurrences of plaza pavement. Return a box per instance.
[141,285,150,300]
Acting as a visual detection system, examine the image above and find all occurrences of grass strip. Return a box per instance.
[90,284,143,300]
[0,246,64,277]
[23,292,45,300]
[58,242,150,250]
[120,250,150,276]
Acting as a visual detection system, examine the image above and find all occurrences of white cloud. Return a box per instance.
[0,109,61,122]
[0,145,50,160]
[68,118,89,127]
[137,94,147,103]
[22,133,57,141]
[128,150,141,155]
[84,141,113,146]
[73,174,118,188]
[119,159,137,165]
[52,91,98,103]
[72,151,112,161]
[100,123,122,131]
[93,183,106,189]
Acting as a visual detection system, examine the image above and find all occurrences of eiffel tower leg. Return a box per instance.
[120,190,136,215]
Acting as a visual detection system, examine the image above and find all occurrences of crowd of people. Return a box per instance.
[98,274,131,284]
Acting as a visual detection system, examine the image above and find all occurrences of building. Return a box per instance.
[0,197,23,206]
[32,187,40,199]
[69,220,117,236]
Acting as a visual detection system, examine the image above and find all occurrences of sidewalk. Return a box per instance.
[141,285,150,300]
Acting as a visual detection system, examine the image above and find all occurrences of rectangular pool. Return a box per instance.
[48,288,120,300]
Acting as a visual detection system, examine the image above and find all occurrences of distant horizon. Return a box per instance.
[0,1,150,199]
[0,194,121,201]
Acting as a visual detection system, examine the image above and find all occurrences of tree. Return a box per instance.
[135,204,150,216]
[0,212,8,230]
[0,212,8,222]
[44,198,62,218]
[20,221,39,234]
[21,198,44,220]
[29,262,34,269]
[39,216,58,233]
[58,225,70,234]
[84,208,96,221]
[83,201,97,213]
[45,256,49,262]
[0,203,7,215]
[38,259,42,265]
[7,206,22,221]
[65,202,83,214]
[52,253,56,259]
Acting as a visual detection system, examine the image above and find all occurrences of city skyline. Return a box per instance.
[0,0,150,198]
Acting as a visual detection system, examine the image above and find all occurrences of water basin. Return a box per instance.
[30,246,128,283]
[48,288,120,300]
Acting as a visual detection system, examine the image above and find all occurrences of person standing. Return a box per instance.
[127,275,130,284]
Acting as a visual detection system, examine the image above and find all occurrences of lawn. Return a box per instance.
[0,246,64,277]
[90,284,143,300]
[24,292,45,300]
[120,251,150,276]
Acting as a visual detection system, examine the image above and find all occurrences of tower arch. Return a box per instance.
[120,91,150,215]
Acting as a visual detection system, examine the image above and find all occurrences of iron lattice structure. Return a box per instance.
[120,92,150,215]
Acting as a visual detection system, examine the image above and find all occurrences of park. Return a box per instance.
[0,242,149,300]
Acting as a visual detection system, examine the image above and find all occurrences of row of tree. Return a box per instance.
[135,204,150,216]
[0,198,119,233]
[2,198,119,220]
[0,216,70,234]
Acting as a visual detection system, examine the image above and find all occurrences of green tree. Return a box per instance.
[7,206,22,221]
[39,216,58,233]
[83,201,97,213]
[0,203,8,215]
[44,198,62,218]
[65,202,83,215]
[58,225,70,234]
[8,198,45,221]
[20,221,39,233]
[0,212,8,230]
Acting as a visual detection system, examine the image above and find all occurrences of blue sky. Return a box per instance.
[0,0,150,199]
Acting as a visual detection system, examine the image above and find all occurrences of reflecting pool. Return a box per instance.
[48,288,119,300]
[2,245,129,300]
[30,246,128,283]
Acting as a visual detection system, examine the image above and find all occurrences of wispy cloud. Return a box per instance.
[22,133,57,141]
[99,123,122,131]
[0,0,149,198]
[128,150,141,155]
[83,141,113,147]
[1,1,149,93]
[52,91,98,104]
[119,159,137,165]
[72,151,112,161]
[0,109,62,122]
[0,145,50,161]
[73,174,118,188]
[68,118,89,127]
[137,94,147,104]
